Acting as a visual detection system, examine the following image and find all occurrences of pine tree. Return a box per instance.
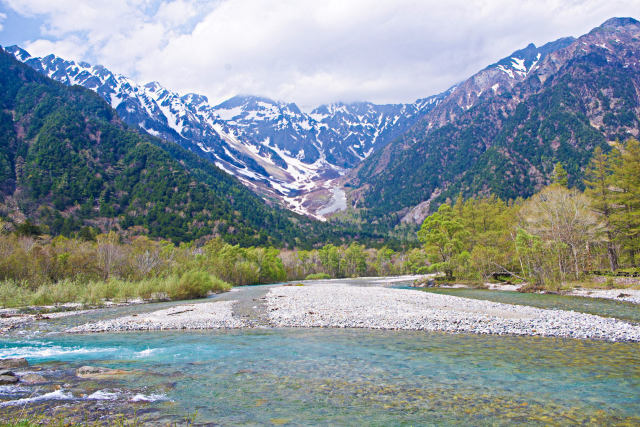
[611,138,640,266]
[584,146,618,271]
[552,162,569,187]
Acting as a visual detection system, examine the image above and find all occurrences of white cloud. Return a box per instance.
[4,0,640,108]
[0,12,6,31]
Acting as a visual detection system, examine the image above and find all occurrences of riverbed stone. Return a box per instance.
[76,365,131,378]
[265,282,640,342]
[20,373,48,384]
[0,374,18,384]
[0,358,28,369]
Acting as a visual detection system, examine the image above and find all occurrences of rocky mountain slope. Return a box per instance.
[347,17,640,225]
[6,45,446,218]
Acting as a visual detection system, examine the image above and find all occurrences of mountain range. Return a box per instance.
[2,16,639,236]
[5,45,448,218]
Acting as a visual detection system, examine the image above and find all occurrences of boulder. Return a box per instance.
[20,373,47,384]
[0,374,18,385]
[0,358,28,369]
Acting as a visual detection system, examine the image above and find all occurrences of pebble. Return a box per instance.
[68,301,244,333]
[265,283,640,342]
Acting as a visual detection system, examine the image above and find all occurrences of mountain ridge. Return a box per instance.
[346,17,640,224]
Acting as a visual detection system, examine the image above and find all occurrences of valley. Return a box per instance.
[1,8,640,426]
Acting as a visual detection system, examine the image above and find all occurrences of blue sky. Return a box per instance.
[1,0,639,108]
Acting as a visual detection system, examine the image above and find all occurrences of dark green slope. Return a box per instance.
[0,48,314,246]
[349,18,640,223]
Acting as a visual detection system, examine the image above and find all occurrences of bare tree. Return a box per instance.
[96,232,124,280]
[520,185,605,280]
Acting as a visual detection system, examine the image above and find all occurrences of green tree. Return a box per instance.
[342,243,367,277]
[418,204,469,279]
[552,162,569,187]
[584,146,618,271]
[610,138,640,266]
[319,244,342,277]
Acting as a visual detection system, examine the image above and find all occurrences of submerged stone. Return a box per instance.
[0,358,28,369]
[76,366,132,379]
[20,373,48,384]
[0,374,18,384]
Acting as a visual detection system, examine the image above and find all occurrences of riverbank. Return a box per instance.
[444,281,640,304]
[67,301,243,332]
[57,279,640,342]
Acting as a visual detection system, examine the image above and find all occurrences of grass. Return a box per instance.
[0,270,231,309]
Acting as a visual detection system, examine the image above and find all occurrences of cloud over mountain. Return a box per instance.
[2,0,640,107]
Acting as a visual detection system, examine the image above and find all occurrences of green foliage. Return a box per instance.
[417,196,519,281]
[418,204,469,278]
[167,270,230,300]
[584,146,619,271]
[609,138,640,265]
[305,273,331,280]
[552,162,568,186]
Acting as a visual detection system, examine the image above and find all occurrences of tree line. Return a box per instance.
[0,225,427,307]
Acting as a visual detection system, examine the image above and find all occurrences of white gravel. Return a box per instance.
[1,310,90,333]
[567,288,640,304]
[266,283,640,342]
[67,301,244,333]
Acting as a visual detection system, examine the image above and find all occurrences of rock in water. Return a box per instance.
[76,366,131,378]
[0,358,28,369]
[20,373,47,384]
[0,374,18,384]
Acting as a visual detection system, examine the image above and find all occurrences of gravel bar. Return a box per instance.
[67,301,244,333]
[567,288,640,304]
[266,283,640,342]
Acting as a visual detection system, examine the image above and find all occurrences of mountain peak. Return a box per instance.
[598,17,640,30]
[4,45,31,61]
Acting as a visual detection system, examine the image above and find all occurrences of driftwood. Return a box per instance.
[489,261,527,282]
[166,309,194,316]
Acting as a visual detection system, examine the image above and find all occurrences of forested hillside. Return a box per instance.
[0,48,317,246]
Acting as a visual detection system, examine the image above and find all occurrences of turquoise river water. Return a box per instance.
[0,280,638,425]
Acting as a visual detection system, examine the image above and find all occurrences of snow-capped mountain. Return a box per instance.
[421,37,576,129]
[6,45,445,218]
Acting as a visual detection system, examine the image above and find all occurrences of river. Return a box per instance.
[0,277,638,425]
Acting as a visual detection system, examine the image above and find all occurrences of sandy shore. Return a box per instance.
[266,283,640,342]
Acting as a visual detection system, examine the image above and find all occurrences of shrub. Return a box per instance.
[167,270,230,300]
[305,273,331,280]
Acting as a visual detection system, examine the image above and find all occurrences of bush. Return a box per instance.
[167,270,230,300]
[305,273,331,280]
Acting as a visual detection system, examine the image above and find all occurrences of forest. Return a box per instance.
[418,138,640,290]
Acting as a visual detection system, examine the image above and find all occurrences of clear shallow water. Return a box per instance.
[418,287,640,323]
[1,328,639,425]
